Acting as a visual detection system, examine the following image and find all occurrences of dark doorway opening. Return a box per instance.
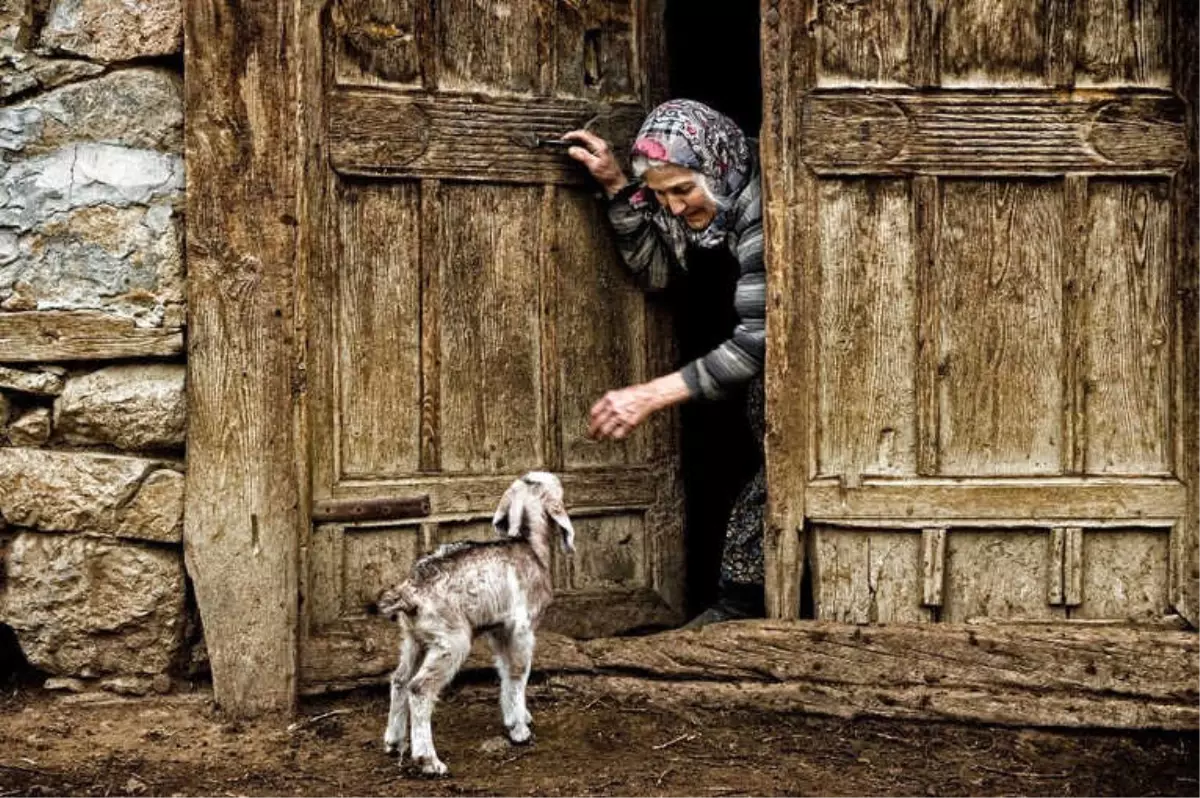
[663,1,766,616]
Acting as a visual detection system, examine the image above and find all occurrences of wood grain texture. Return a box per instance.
[556,0,637,100]
[762,0,814,620]
[799,91,1188,177]
[328,89,645,184]
[943,530,1066,622]
[914,176,940,474]
[0,312,182,362]
[803,478,1188,526]
[436,184,541,474]
[921,526,946,607]
[334,182,422,479]
[341,524,421,617]
[811,526,928,623]
[940,0,1047,87]
[184,0,300,714]
[816,179,916,484]
[1077,0,1169,87]
[419,179,442,472]
[556,190,645,469]
[936,180,1063,476]
[438,0,543,94]
[1082,180,1172,475]
[1064,524,1084,606]
[331,0,422,86]
[815,0,911,86]
[1062,174,1088,473]
[1077,528,1171,620]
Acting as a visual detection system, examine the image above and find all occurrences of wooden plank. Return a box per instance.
[438,0,543,94]
[1063,525,1084,606]
[1076,528,1171,621]
[1172,0,1199,626]
[804,478,1189,525]
[556,189,645,469]
[0,311,182,362]
[921,527,946,607]
[940,0,1048,87]
[1048,527,1066,605]
[1082,180,1172,475]
[328,89,645,184]
[341,524,422,618]
[1077,0,1169,88]
[326,467,663,513]
[1044,0,1077,87]
[310,496,430,524]
[814,0,911,86]
[537,185,562,470]
[436,184,541,474]
[799,91,1189,176]
[570,621,1200,730]
[811,526,927,623]
[944,530,1065,623]
[913,176,940,474]
[335,182,422,479]
[1062,174,1088,473]
[908,0,939,88]
[762,0,814,620]
[816,179,916,484]
[184,0,300,714]
[936,180,1063,476]
[418,179,441,473]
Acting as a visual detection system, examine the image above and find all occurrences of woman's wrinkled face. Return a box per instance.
[643,164,717,230]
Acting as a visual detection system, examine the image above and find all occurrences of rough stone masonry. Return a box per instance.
[0,0,196,695]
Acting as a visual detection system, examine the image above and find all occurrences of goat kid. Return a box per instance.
[377,471,575,777]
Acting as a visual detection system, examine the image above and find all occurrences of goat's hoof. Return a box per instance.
[506,723,533,745]
[413,756,448,777]
[383,739,405,756]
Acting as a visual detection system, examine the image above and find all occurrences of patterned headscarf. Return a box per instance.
[629,99,753,263]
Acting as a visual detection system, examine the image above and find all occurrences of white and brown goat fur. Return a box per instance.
[377,471,575,776]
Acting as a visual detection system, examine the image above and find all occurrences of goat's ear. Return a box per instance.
[492,481,529,538]
[546,497,575,553]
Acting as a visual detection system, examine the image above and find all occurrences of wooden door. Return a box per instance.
[762,0,1197,626]
[297,0,682,689]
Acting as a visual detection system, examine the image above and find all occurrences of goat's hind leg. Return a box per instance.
[407,630,471,777]
[489,623,534,744]
[384,633,420,758]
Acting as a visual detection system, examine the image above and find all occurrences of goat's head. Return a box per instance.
[491,471,575,553]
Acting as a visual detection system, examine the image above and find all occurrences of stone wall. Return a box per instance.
[0,0,193,695]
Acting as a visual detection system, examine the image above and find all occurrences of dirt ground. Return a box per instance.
[1,673,1196,798]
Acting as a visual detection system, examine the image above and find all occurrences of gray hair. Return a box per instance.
[632,155,727,210]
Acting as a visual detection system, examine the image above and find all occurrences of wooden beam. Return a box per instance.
[0,311,182,362]
[801,90,1188,176]
[184,0,301,714]
[805,478,1188,526]
[310,496,430,524]
[328,89,644,184]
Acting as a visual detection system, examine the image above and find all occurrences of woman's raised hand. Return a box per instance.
[563,129,629,198]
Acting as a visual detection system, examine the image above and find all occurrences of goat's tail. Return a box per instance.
[376,583,418,619]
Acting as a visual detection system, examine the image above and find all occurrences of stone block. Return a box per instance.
[0,0,104,100]
[0,449,183,542]
[7,406,49,445]
[0,532,185,676]
[40,0,182,63]
[55,363,185,450]
[0,364,65,395]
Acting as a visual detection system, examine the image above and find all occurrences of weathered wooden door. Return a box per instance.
[762,0,1197,626]
[296,0,682,688]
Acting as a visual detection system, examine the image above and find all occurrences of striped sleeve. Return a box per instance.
[680,186,766,401]
[605,184,676,292]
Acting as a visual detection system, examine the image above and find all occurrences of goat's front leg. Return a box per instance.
[384,635,420,758]
[491,623,534,743]
[407,631,471,776]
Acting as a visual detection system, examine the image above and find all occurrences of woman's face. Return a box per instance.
[643,164,717,230]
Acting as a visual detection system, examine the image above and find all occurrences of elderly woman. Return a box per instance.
[564,99,766,628]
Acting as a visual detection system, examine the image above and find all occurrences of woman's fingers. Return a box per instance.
[562,129,607,152]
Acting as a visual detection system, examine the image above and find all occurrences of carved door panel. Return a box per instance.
[762,0,1197,625]
[299,0,682,688]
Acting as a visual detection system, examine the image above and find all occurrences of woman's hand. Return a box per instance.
[563,129,628,198]
[588,373,691,441]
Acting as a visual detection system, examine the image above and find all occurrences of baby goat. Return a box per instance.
[377,471,575,777]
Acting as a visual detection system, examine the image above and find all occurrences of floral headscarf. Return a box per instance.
[628,99,753,264]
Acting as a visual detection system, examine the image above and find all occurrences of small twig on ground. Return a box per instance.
[651,732,697,751]
[655,767,674,787]
[867,730,908,744]
[0,762,53,777]
[582,695,608,711]
[286,708,353,733]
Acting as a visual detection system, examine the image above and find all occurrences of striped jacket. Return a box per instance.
[605,159,765,401]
